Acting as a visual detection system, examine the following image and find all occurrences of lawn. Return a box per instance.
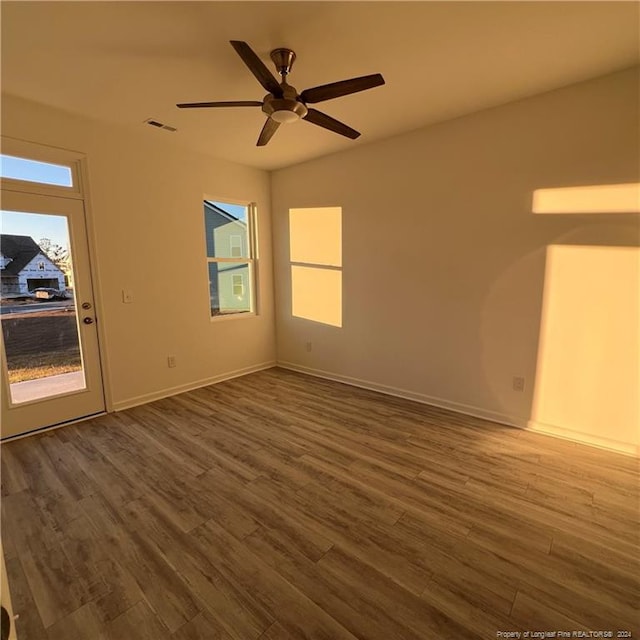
[1,308,82,383]
[6,349,82,383]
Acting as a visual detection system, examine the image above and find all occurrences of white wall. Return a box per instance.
[271,67,640,454]
[3,69,637,453]
[2,94,276,409]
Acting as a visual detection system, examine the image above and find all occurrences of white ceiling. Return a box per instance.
[2,1,638,171]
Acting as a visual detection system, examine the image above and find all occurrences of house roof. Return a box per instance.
[0,234,46,276]
[204,201,246,226]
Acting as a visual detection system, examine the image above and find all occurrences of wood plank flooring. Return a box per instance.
[1,367,638,639]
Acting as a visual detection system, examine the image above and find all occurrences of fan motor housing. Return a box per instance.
[262,94,308,120]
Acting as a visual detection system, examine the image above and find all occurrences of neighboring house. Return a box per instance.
[204,201,250,314]
[56,256,74,289]
[0,234,66,296]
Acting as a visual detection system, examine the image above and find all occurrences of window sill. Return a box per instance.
[210,312,257,323]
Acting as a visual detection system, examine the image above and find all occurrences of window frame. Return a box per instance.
[0,136,83,199]
[204,198,258,321]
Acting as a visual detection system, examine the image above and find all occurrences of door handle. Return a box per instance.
[83,317,94,325]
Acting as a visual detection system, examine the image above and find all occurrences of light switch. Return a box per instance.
[122,289,134,304]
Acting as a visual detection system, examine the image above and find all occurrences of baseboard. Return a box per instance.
[112,361,277,412]
[526,419,638,457]
[277,361,638,457]
[277,361,526,428]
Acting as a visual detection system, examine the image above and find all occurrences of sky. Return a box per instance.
[209,200,248,221]
[1,154,73,250]
[1,211,70,250]
[1,155,72,187]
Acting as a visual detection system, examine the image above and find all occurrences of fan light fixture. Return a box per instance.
[271,109,301,124]
[263,97,308,123]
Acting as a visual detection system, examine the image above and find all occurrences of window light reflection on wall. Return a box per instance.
[532,183,640,214]
[531,244,639,451]
[289,207,342,327]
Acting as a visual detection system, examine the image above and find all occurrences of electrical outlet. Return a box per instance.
[513,376,525,392]
[305,342,312,352]
[167,355,177,368]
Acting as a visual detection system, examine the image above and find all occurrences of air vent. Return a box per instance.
[144,118,177,132]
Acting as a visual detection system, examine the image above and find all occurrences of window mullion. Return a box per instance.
[290,260,341,272]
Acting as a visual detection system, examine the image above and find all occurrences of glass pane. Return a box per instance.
[1,210,85,403]
[0,155,73,188]
[208,261,252,317]
[204,200,249,258]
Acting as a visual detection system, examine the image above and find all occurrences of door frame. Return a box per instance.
[1,136,110,439]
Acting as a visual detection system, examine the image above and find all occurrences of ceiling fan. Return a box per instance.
[177,40,385,146]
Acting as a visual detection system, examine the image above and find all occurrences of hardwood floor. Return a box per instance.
[1,367,638,639]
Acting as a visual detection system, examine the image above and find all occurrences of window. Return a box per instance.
[38,261,45,271]
[230,235,242,258]
[289,207,342,327]
[204,199,256,317]
[232,274,244,297]
[0,154,73,187]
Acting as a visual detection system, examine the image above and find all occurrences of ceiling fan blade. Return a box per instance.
[300,73,385,104]
[303,108,360,139]
[230,40,283,97]
[176,101,263,109]
[257,117,280,146]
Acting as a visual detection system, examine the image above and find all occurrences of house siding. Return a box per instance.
[1,254,65,294]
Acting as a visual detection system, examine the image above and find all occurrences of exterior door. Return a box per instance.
[1,189,105,438]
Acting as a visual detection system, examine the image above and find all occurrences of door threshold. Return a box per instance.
[0,411,106,442]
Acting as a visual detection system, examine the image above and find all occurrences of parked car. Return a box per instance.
[31,288,68,301]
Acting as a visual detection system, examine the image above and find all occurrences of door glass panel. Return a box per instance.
[1,210,85,404]
[0,155,73,187]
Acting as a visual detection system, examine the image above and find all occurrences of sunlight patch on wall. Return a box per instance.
[532,183,640,214]
[289,207,342,327]
[531,245,639,449]
[291,265,342,327]
[290,207,342,266]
